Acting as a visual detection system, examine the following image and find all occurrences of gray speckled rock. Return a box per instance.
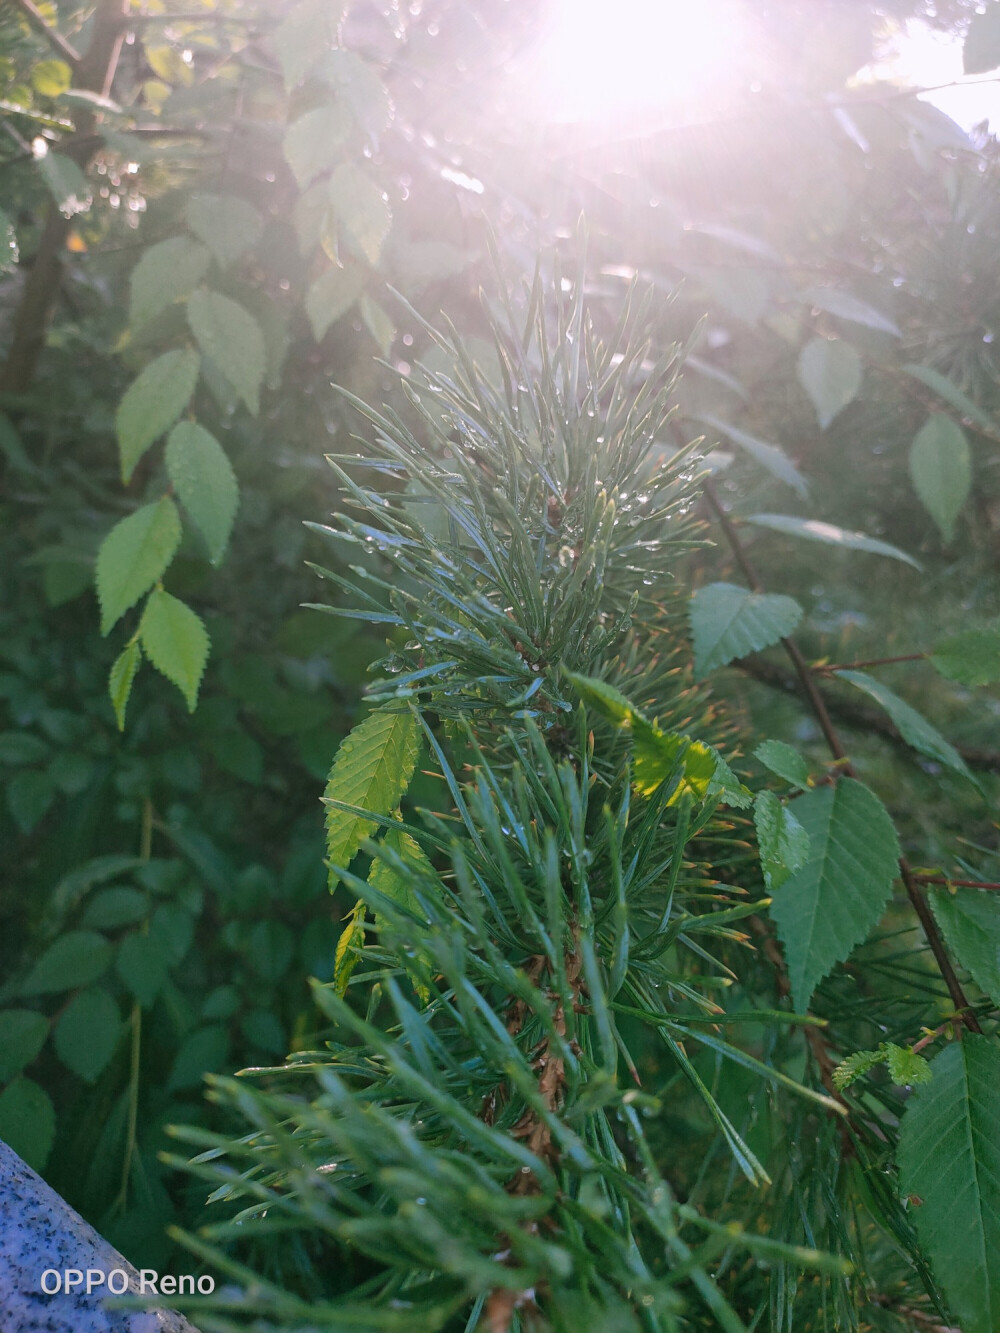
[0,1140,202,1333]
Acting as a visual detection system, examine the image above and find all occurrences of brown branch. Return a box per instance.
[8,0,81,65]
[703,479,982,1035]
[911,875,1000,891]
[813,653,927,673]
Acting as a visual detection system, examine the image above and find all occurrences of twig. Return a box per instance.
[911,875,1000,891]
[8,0,81,65]
[813,653,926,673]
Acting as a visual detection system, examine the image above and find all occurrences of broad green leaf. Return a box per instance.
[899,1036,1000,1333]
[186,193,262,266]
[692,414,807,497]
[334,899,366,996]
[37,151,91,216]
[81,887,148,930]
[930,890,1000,1007]
[690,582,802,678]
[0,731,48,765]
[799,287,900,336]
[108,638,142,731]
[327,163,391,266]
[165,422,239,563]
[797,337,862,429]
[117,932,168,1008]
[903,363,996,434]
[745,512,921,569]
[31,59,72,97]
[884,1042,933,1087]
[0,1078,56,1171]
[19,930,113,996]
[930,628,1000,686]
[96,497,182,634]
[909,414,971,544]
[138,588,210,712]
[167,1025,229,1091]
[187,289,264,415]
[53,987,122,1082]
[116,348,200,481]
[323,707,421,890]
[835,670,974,783]
[274,0,344,87]
[323,48,394,135]
[359,293,395,354]
[305,263,366,341]
[7,770,56,833]
[369,826,434,924]
[964,6,1000,73]
[770,779,900,1011]
[754,739,811,790]
[283,105,352,188]
[753,791,810,892]
[0,1010,49,1082]
[130,236,210,329]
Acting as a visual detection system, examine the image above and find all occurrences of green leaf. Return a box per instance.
[95,497,182,634]
[186,193,262,266]
[187,289,264,415]
[334,899,367,996]
[167,1025,229,1091]
[884,1042,932,1088]
[753,791,810,892]
[108,639,142,731]
[834,670,974,783]
[116,932,168,1008]
[754,739,811,790]
[0,1010,49,1083]
[323,48,394,135]
[797,337,862,429]
[327,163,392,266]
[248,920,294,982]
[283,105,353,188]
[305,263,366,341]
[323,707,421,890]
[53,987,122,1082]
[0,731,49,765]
[930,628,1000,686]
[690,582,802,678]
[909,414,971,544]
[369,826,434,923]
[799,287,900,336]
[902,363,997,434]
[165,422,239,563]
[19,930,113,996]
[116,348,200,482]
[770,779,900,1011]
[0,1078,56,1171]
[81,887,148,930]
[31,59,72,97]
[744,512,921,569]
[359,294,395,354]
[692,414,807,497]
[274,0,344,87]
[898,1035,1000,1333]
[832,1047,885,1091]
[37,151,91,216]
[964,6,1000,73]
[930,890,1000,1007]
[130,236,210,329]
[138,588,210,713]
[7,770,56,833]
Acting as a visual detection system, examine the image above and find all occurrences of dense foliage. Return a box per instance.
[2,0,999,1329]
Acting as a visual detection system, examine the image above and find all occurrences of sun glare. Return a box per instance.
[513,0,746,127]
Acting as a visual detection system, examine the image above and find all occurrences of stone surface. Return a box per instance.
[0,1140,202,1333]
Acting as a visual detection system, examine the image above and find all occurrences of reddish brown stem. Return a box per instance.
[814,653,927,673]
[911,876,1000,891]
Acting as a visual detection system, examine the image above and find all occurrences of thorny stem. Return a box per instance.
[702,478,982,1035]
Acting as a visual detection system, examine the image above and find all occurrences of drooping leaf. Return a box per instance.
[745,513,921,569]
[95,497,182,634]
[323,48,394,135]
[116,348,200,481]
[283,105,353,188]
[0,1010,49,1083]
[186,193,262,266]
[930,627,1000,686]
[692,414,807,497]
[903,363,996,434]
[770,779,900,1011]
[323,707,421,890]
[753,739,811,790]
[964,6,1000,73]
[165,422,239,563]
[898,1036,1000,1333]
[19,931,113,996]
[753,791,810,892]
[333,899,367,996]
[930,890,1000,1007]
[305,263,366,341]
[327,163,392,266]
[797,337,863,429]
[799,287,900,336]
[108,638,143,731]
[37,151,91,216]
[187,289,265,415]
[690,582,802,678]
[0,1078,56,1171]
[130,236,210,329]
[909,414,971,544]
[53,987,122,1083]
[835,670,974,783]
[138,588,211,712]
[116,932,168,1008]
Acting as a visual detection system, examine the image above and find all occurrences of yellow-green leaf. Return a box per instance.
[116,348,200,482]
[138,588,210,712]
[96,497,182,634]
[108,638,142,731]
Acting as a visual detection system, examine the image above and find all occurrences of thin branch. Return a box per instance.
[8,0,81,65]
[911,875,1000,891]
[814,653,927,673]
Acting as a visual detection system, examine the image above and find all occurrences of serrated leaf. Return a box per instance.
[186,193,262,266]
[902,363,996,433]
[165,422,239,563]
[96,497,182,634]
[334,899,366,995]
[283,104,352,188]
[109,638,142,731]
[832,1047,885,1091]
[899,1035,1000,1333]
[884,1042,932,1088]
[19,930,113,996]
[754,791,810,892]
[690,582,802,678]
[359,293,394,354]
[964,5,1000,73]
[323,48,394,134]
[369,826,433,923]
[770,778,900,1011]
[0,1077,55,1171]
[138,588,210,712]
[327,163,391,266]
[930,628,1000,686]
[835,670,974,783]
[117,932,168,1008]
[323,707,420,890]
[692,415,807,497]
[745,513,921,569]
[53,987,122,1082]
[930,890,1000,1007]
[37,151,91,216]
[0,1010,49,1082]
[305,263,365,340]
[274,0,344,88]
[754,739,811,789]
[130,236,210,329]
[116,348,200,482]
[799,287,900,336]
[187,289,264,415]
[909,414,971,544]
[797,337,862,429]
